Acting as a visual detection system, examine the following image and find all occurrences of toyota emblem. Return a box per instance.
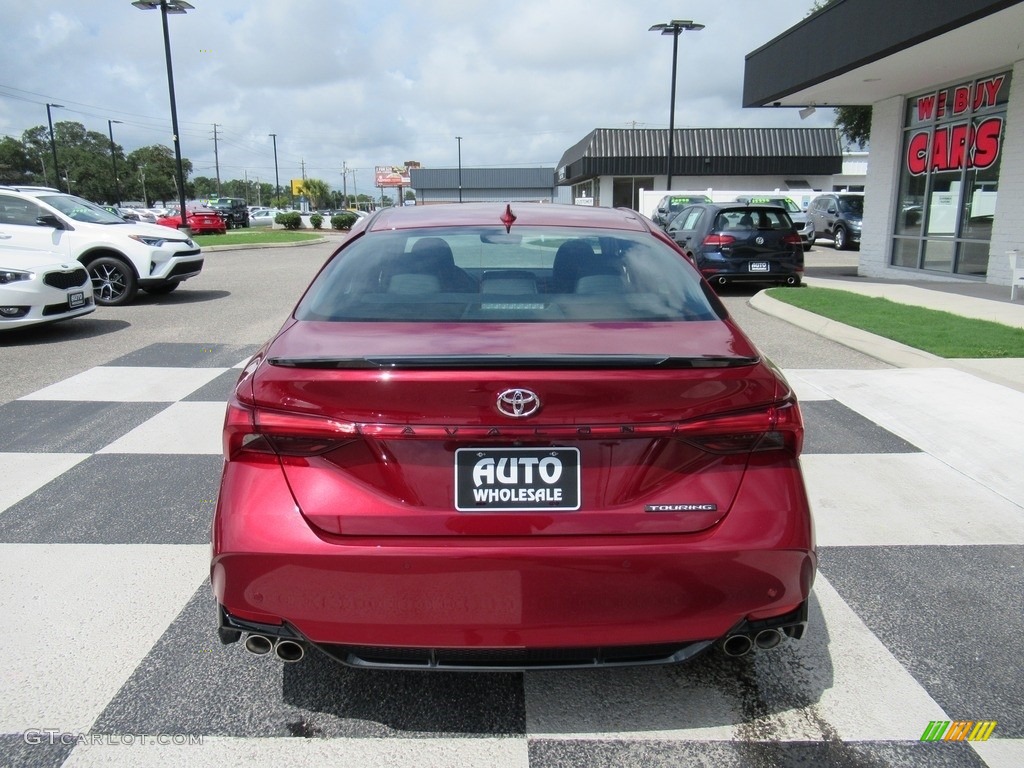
[496,388,541,418]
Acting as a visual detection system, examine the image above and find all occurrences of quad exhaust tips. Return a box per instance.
[243,634,305,663]
[722,628,786,657]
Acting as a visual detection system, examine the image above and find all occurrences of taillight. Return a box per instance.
[677,399,804,457]
[223,399,358,459]
[782,233,802,247]
[702,233,736,248]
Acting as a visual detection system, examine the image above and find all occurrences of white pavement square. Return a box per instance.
[0,544,209,734]
[99,401,227,455]
[20,367,229,403]
[0,452,90,513]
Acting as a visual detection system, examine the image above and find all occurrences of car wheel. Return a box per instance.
[833,226,848,250]
[88,256,138,306]
[805,235,815,248]
[143,282,179,295]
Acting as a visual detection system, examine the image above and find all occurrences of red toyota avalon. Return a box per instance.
[212,202,815,669]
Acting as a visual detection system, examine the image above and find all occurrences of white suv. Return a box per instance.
[0,186,204,306]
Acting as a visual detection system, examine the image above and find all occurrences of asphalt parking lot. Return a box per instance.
[1,241,1020,767]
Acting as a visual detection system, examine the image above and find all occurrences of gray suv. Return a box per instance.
[808,192,863,251]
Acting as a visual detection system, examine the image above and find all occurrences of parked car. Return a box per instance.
[212,202,815,669]
[666,202,804,288]
[207,197,249,229]
[735,195,815,248]
[0,186,203,306]
[0,247,95,329]
[157,207,227,235]
[651,193,713,229]
[249,209,284,227]
[808,192,864,250]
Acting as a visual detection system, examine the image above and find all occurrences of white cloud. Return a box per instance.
[0,0,835,191]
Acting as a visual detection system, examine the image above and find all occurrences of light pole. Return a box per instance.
[108,119,123,206]
[269,133,280,202]
[132,0,193,233]
[649,20,704,191]
[45,103,63,189]
[456,136,463,203]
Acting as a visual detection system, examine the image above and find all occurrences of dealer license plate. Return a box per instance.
[455,447,581,511]
[68,291,86,308]
[748,262,770,272]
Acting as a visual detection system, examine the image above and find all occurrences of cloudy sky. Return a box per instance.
[0,0,832,194]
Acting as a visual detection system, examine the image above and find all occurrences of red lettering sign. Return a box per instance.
[905,117,1003,175]
[913,75,1006,123]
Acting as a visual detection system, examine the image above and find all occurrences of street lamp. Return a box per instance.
[649,19,704,191]
[456,136,463,203]
[45,103,63,189]
[269,133,280,201]
[132,0,193,233]
[108,119,123,206]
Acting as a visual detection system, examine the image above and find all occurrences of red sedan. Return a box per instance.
[157,207,226,235]
[212,203,815,669]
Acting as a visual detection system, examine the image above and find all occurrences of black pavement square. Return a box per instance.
[0,400,167,454]
[92,585,528,739]
[0,454,221,545]
[104,343,259,368]
[800,400,921,454]
[819,545,1024,738]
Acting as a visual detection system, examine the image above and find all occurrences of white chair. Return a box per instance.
[1010,250,1024,301]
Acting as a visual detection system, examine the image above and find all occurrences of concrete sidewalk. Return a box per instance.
[750,275,1024,393]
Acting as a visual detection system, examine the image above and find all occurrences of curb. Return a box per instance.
[749,290,1024,394]
[200,236,329,252]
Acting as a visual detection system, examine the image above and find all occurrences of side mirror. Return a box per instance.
[36,214,65,230]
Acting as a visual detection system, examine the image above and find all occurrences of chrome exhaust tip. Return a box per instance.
[722,633,753,657]
[755,628,784,650]
[785,275,798,286]
[275,639,305,663]
[244,634,273,656]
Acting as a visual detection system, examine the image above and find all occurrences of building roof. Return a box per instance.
[410,167,556,190]
[555,128,843,186]
[743,0,1023,109]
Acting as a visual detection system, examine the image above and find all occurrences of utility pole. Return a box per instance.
[340,161,350,208]
[212,123,221,196]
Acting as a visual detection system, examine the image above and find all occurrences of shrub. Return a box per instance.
[331,212,359,230]
[310,213,324,230]
[276,211,302,230]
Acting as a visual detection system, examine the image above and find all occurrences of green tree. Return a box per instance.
[301,177,330,209]
[0,136,35,185]
[125,145,193,206]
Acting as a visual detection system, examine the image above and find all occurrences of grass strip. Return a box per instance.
[193,230,323,247]
[765,286,1024,358]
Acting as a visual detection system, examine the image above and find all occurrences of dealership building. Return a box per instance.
[744,0,1023,286]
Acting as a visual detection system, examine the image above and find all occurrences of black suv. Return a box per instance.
[808,192,863,250]
[208,198,249,229]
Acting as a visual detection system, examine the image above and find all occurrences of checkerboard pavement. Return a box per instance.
[1,343,1021,767]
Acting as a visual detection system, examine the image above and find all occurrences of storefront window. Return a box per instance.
[892,71,1010,277]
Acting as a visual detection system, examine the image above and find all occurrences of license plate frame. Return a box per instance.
[68,291,86,308]
[748,261,770,273]
[455,446,581,512]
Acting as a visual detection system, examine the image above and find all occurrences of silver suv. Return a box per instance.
[808,192,864,251]
[0,186,203,305]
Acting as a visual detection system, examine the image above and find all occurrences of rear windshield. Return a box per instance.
[838,196,864,215]
[713,208,793,231]
[297,226,721,323]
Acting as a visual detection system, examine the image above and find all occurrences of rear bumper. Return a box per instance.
[211,458,816,654]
